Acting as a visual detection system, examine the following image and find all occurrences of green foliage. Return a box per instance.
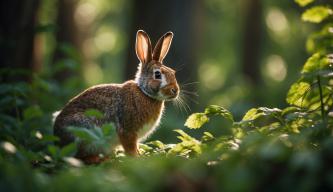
[68,124,116,144]
[302,6,332,23]
[23,105,43,120]
[84,109,104,119]
[185,105,233,129]
[204,105,234,122]
[306,23,333,53]
[0,1,333,191]
[302,53,330,74]
[184,113,209,129]
[295,0,315,7]
[286,81,311,107]
[242,107,281,121]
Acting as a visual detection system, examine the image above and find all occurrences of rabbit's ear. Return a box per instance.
[136,30,152,64]
[153,31,173,62]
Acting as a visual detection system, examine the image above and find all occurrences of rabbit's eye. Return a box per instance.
[154,71,162,80]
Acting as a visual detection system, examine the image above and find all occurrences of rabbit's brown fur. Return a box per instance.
[54,30,179,163]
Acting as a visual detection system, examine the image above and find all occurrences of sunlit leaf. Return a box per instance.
[201,132,215,142]
[169,130,201,156]
[281,107,301,117]
[242,108,260,121]
[241,107,282,128]
[148,140,165,150]
[184,113,209,129]
[286,82,311,107]
[302,53,329,74]
[139,143,153,153]
[306,24,333,53]
[295,0,314,7]
[204,105,234,122]
[174,129,198,142]
[185,105,233,129]
[302,6,332,23]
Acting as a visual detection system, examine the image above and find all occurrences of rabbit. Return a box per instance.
[54,30,179,164]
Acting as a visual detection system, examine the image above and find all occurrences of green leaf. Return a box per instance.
[242,107,282,121]
[242,108,260,121]
[41,135,60,142]
[201,132,215,142]
[286,82,311,107]
[91,126,104,138]
[174,129,198,142]
[169,130,201,156]
[302,53,329,74]
[48,145,60,158]
[67,126,100,141]
[23,105,43,120]
[295,0,314,7]
[101,123,115,136]
[148,140,165,150]
[204,105,234,122]
[60,143,77,157]
[306,24,333,53]
[302,6,332,23]
[184,105,233,129]
[84,109,104,119]
[139,143,153,153]
[184,113,209,129]
[281,107,301,117]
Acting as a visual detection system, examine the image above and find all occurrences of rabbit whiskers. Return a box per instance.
[173,82,199,114]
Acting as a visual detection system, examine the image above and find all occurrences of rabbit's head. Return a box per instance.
[135,30,179,101]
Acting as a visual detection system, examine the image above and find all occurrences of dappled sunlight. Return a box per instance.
[199,60,226,91]
[84,63,104,85]
[73,0,128,84]
[1,142,16,154]
[266,7,289,34]
[264,55,287,82]
[94,27,117,52]
[74,2,97,28]
[265,7,291,45]
[209,85,249,108]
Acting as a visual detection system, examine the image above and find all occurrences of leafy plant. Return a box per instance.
[0,0,333,191]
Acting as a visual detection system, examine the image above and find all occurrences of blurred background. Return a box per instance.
[0,0,312,142]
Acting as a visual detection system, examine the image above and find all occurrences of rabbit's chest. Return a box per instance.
[137,107,164,141]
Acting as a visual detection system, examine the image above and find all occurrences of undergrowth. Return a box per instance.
[0,0,333,191]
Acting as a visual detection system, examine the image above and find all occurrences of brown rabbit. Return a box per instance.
[54,30,179,164]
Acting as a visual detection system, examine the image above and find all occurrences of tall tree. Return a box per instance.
[0,0,40,81]
[241,0,262,85]
[52,0,81,82]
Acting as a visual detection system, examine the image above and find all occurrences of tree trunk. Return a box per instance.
[52,0,81,82]
[0,0,40,82]
[241,0,262,85]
